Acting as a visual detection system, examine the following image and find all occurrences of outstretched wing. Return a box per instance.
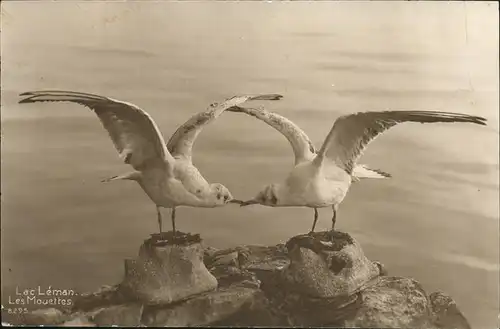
[167,94,283,161]
[18,90,174,170]
[226,106,316,165]
[314,110,487,174]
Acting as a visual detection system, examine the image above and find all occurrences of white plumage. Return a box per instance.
[19,90,283,235]
[229,105,487,233]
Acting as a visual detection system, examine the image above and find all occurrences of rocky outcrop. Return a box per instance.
[5,230,471,328]
[12,308,66,326]
[429,291,472,329]
[342,276,431,328]
[120,231,218,305]
[281,231,380,298]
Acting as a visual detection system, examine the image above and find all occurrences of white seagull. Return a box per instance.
[18,90,283,235]
[229,106,487,233]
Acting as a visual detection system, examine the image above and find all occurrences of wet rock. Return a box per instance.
[91,303,143,327]
[120,231,218,305]
[282,231,379,298]
[429,291,471,329]
[18,307,67,325]
[141,285,259,326]
[342,276,432,328]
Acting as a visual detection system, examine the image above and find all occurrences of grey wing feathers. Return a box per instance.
[167,94,283,160]
[18,90,172,170]
[315,110,487,174]
[226,106,316,164]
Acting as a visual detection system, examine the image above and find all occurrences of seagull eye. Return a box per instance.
[224,195,229,202]
[217,193,222,200]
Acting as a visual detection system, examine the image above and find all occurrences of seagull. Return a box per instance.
[18,90,283,235]
[228,106,487,233]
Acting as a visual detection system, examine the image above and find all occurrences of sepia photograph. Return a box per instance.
[1,1,498,327]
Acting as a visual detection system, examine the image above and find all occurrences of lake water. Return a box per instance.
[1,2,499,328]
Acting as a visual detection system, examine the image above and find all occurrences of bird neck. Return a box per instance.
[125,171,142,181]
[194,185,222,208]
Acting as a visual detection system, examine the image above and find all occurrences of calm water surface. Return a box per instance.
[1,2,499,328]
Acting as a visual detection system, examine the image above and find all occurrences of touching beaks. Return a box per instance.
[228,199,244,205]
[239,199,259,207]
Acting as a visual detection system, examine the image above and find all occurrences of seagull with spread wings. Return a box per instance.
[229,105,487,233]
[18,90,283,235]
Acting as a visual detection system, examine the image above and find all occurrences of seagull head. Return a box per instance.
[240,184,280,207]
[210,183,244,206]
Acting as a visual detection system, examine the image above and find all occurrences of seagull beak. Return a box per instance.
[228,199,244,205]
[239,199,259,207]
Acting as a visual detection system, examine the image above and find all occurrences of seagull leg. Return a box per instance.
[331,205,338,231]
[171,207,177,237]
[309,208,319,234]
[156,206,163,233]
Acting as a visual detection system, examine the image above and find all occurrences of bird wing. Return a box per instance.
[226,106,316,165]
[314,110,487,174]
[18,90,174,170]
[167,94,283,161]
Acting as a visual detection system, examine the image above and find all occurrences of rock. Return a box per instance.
[204,245,254,269]
[239,244,289,269]
[209,265,260,289]
[206,247,262,290]
[141,285,259,326]
[342,276,432,328]
[91,303,143,327]
[148,230,202,247]
[268,276,433,327]
[141,243,267,327]
[120,231,218,305]
[72,285,129,312]
[211,251,240,268]
[203,246,221,265]
[429,291,471,329]
[18,308,67,325]
[15,229,472,328]
[61,313,96,327]
[242,244,289,272]
[282,231,380,298]
[229,244,289,294]
[373,261,388,276]
[211,289,287,327]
